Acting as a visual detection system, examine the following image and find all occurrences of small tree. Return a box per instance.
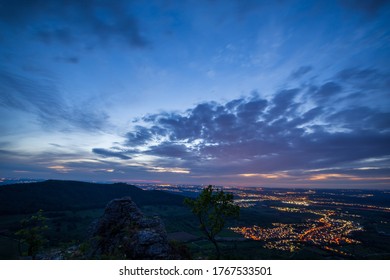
[16,209,49,259]
[184,185,239,259]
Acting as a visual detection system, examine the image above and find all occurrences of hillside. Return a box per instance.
[0,180,185,215]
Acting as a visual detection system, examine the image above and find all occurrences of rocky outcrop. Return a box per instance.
[88,197,178,259]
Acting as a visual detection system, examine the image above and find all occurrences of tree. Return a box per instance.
[184,185,239,259]
[16,209,49,259]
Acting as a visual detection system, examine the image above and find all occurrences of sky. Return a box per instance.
[0,0,389,188]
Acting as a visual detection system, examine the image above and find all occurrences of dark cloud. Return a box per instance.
[290,66,313,79]
[146,142,190,159]
[49,143,63,148]
[125,126,154,146]
[115,67,390,178]
[312,82,343,102]
[55,56,80,64]
[266,88,299,119]
[338,68,379,81]
[327,107,390,132]
[237,98,268,122]
[36,28,75,45]
[340,0,390,15]
[66,56,79,64]
[0,0,149,48]
[0,149,16,156]
[92,148,131,160]
[0,0,46,24]
[299,130,390,168]
[233,0,275,19]
[0,69,109,131]
[337,67,390,91]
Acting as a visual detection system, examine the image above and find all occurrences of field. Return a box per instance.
[1,204,389,259]
[0,181,389,259]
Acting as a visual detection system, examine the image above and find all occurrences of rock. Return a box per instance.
[88,197,179,259]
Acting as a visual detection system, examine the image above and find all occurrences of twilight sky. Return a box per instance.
[0,0,389,188]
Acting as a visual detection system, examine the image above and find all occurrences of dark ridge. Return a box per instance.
[0,180,185,215]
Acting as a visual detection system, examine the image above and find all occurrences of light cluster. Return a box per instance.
[230,209,363,254]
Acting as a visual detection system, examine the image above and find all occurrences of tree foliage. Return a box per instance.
[184,185,239,259]
[15,209,49,259]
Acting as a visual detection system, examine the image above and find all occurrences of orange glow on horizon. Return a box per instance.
[309,174,357,181]
[47,165,73,173]
[239,172,290,179]
[309,173,390,181]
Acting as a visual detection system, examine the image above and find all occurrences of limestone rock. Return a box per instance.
[89,197,178,259]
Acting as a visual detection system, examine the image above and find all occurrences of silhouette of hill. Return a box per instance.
[0,180,185,215]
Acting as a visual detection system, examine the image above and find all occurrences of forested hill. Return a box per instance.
[0,180,185,215]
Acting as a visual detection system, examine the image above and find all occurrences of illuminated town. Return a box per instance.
[2,178,389,258]
[227,188,390,255]
[230,209,363,254]
[132,183,389,256]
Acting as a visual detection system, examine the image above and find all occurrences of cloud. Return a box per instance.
[336,67,390,91]
[233,0,274,19]
[326,107,390,131]
[0,0,149,49]
[266,89,300,119]
[0,69,109,131]
[0,148,96,177]
[290,66,313,79]
[54,56,80,64]
[146,142,191,159]
[312,82,343,102]
[3,62,388,185]
[125,126,154,146]
[110,66,390,180]
[92,148,131,160]
[35,28,75,45]
[340,0,390,16]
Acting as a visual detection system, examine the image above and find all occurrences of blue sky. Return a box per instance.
[0,0,389,187]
